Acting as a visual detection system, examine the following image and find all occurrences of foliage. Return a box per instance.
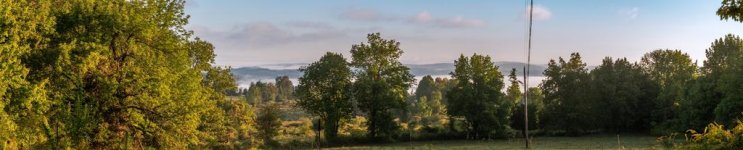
[0,0,261,149]
[296,52,354,139]
[257,104,283,147]
[511,87,544,131]
[275,76,294,102]
[590,57,658,132]
[639,49,697,133]
[674,121,743,150]
[541,53,596,135]
[0,0,55,148]
[447,54,512,138]
[245,81,280,104]
[350,33,415,140]
[339,116,369,139]
[718,0,743,22]
[706,34,743,127]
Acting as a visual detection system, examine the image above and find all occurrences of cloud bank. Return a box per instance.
[340,8,486,28]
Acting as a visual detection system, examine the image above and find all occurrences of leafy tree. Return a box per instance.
[296,52,354,139]
[680,76,721,131]
[0,0,55,148]
[416,75,437,100]
[447,54,511,138]
[639,49,697,132]
[541,53,595,135]
[1,0,250,148]
[263,83,278,103]
[275,76,294,102]
[350,33,415,139]
[705,34,743,127]
[512,87,544,131]
[256,104,282,147]
[718,0,743,22]
[590,57,658,132]
[246,82,262,104]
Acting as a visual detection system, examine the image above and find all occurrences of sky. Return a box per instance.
[185,0,743,67]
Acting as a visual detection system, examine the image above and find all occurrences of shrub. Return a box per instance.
[257,104,283,147]
[669,121,743,150]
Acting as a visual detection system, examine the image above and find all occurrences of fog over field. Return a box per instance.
[232,62,547,89]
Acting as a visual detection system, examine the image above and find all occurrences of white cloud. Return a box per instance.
[339,8,396,21]
[527,5,552,21]
[408,11,486,28]
[338,8,486,28]
[435,16,486,28]
[618,7,640,20]
[413,11,433,23]
[284,21,335,30]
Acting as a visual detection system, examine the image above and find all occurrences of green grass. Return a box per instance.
[326,134,659,150]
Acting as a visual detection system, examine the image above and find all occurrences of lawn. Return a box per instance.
[326,134,659,150]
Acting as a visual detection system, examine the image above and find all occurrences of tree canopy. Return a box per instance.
[350,33,415,140]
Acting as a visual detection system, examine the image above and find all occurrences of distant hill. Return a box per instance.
[231,62,546,88]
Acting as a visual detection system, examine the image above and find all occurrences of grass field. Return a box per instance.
[326,134,659,150]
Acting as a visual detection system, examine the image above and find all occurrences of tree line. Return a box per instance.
[294,34,743,142]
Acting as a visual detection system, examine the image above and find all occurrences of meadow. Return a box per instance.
[327,134,659,150]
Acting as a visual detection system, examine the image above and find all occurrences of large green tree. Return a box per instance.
[296,52,354,139]
[447,54,511,138]
[0,0,250,148]
[706,34,743,127]
[541,53,595,135]
[350,33,415,139]
[639,49,696,132]
[590,57,658,132]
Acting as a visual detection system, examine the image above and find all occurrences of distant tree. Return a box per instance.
[435,77,456,105]
[447,54,511,138]
[590,57,658,132]
[505,68,523,105]
[263,83,278,103]
[429,91,446,116]
[296,52,354,139]
[247,82,263,104]
[275,76,294,102]
[416,75,437,100]
[541,53,596,135]
[350,33,415,139]
[639,49,697,132]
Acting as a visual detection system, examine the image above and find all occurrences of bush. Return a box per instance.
[257,104,283,147]
[666,121,743,150]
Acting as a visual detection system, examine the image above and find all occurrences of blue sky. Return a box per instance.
[185,0,743,67]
